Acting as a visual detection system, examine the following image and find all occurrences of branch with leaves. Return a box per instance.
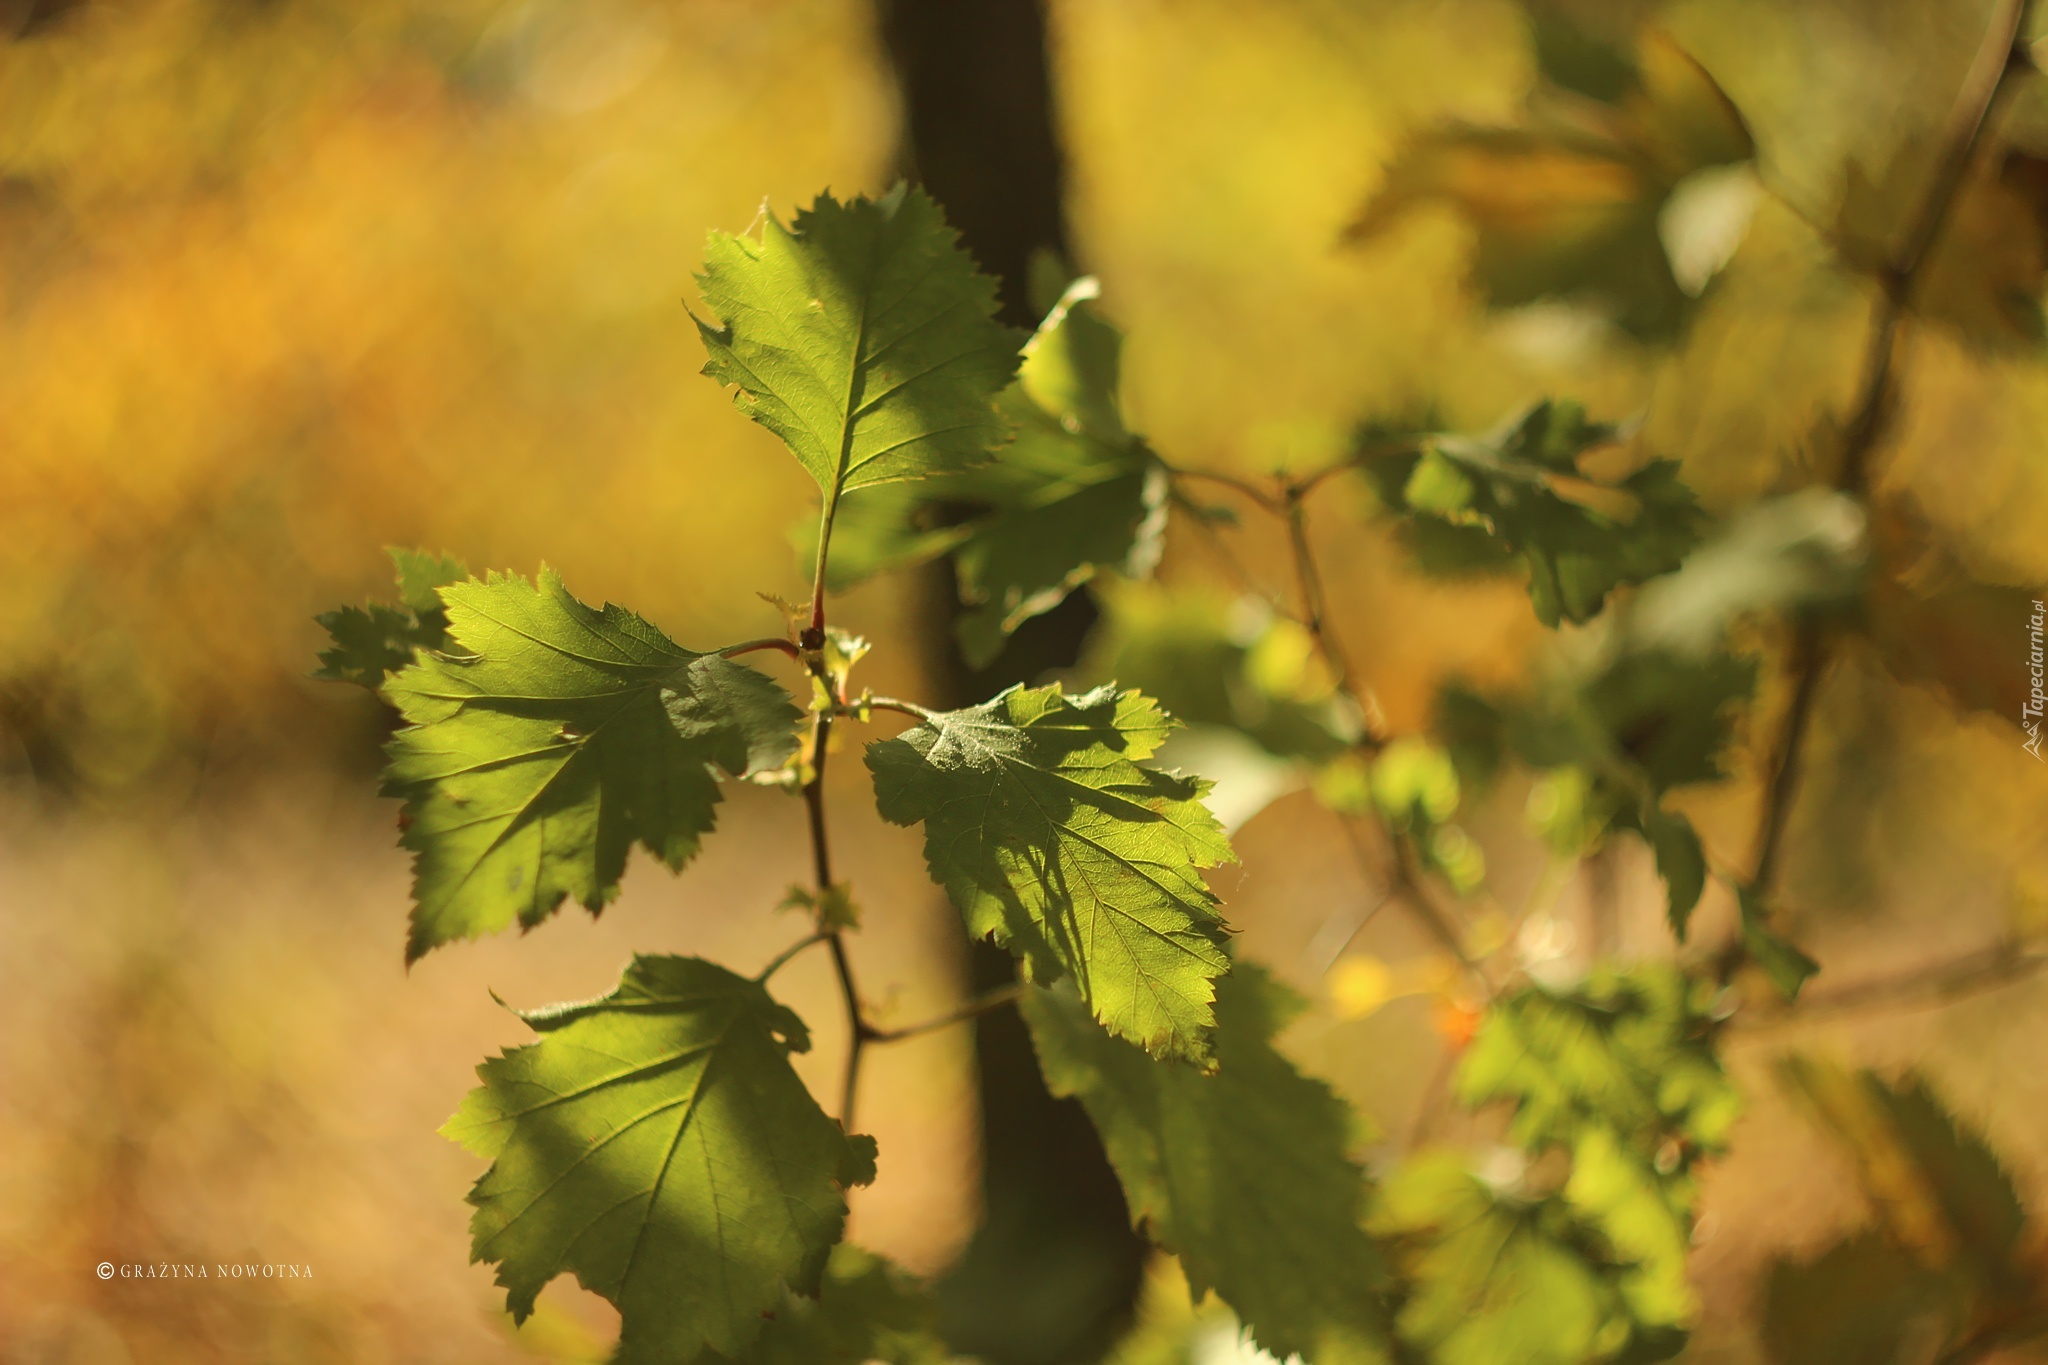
[309,4,2048,1351]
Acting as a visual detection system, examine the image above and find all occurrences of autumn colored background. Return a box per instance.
[5,0,2048,1361]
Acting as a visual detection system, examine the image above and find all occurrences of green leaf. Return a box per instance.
[1737,887,1818,1000]
[383,568,801,962]
[1459,966,1740,1163]
[1777,1058,2028,1293]
[701,1245,952,1365]
[1022,965,1390,1361]
[1456,967,1738,1342]
[1612,800,1706,938]
[1345,26,1753,340]
[314,546,469,689]
[442,955,876,1365]
[693,184,1022,504]
[866,682,1236,1063]
[1372,1153,1675,1365]
[1760,1232,1949,1365]
[810,278,1168,666]
[1373,402,1707,627]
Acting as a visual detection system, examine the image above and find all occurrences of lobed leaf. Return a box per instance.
[1372,1153,1683,1365]
[814,277,1167,667]
[1365,401,1707,628]
[1347,22,1753,340]
[1022,965,1391,1361]
[1760,1232,1947,1365]
[1455,967,1739,1343]
[1777,1058,2027,1293]
[866,682,1236,1063]
[694,184,1022,503]
[443,955,876,1365]
[382,568,801,961]
[314,546,469,689]
[699,1245,952,1365]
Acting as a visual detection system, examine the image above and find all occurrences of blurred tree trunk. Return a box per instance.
[875,3,1145,1362]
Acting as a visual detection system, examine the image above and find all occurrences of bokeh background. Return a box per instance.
[5,0,2048,1361]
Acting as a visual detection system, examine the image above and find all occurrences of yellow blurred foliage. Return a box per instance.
[0,0,895,791]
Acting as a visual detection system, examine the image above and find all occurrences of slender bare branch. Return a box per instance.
[1730,938,2048,1035]
[868,984,1032,1043]
[721,636,801,661]
[1739,0,2035,974]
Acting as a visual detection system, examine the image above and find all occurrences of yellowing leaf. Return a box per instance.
[1023,966,1391,1361]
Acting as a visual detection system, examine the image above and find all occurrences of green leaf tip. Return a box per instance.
[313,545,469,690]
[1021,964,1392,1361]
[865,681,1237,1064]
[381,567,802,962]
[442,955,875,1364]
[693,183,1026,504]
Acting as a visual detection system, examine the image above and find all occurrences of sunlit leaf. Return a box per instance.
[383,569,801,961]
[442,955,876,1365]
[1372,1152,1680,1365]
[866,682,1236,1063]
[811,277,1167,666]
[694,184,1022,502]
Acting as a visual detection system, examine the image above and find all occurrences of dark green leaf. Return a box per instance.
[866,683,1236,1063]
[702,1245,951,1365]
[314,546,469,689]
[1372,1153,1680,1365]
[694,185,1022,501]
[1737,887,1818,1000]
[1612,800,1706,938]
[1381,402,1707,627]
[1778,1057,2028,1293]
[811,278,1167,666]
[442,955,876,1365]
[1760,1232,1948,1365]
[1022,965,1390,1361]
[383,568,801,961]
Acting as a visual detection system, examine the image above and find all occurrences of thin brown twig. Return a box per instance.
[721,636,801,661]
[868,984,1032,1043]
[1288,437,1422,500]
[1161,461,1285,513]
[1738,0,2034,973]
[1170,489,1284,606]
[802,707,876,1127]
[1729,938,2048,1035]
[757,931,828,982]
